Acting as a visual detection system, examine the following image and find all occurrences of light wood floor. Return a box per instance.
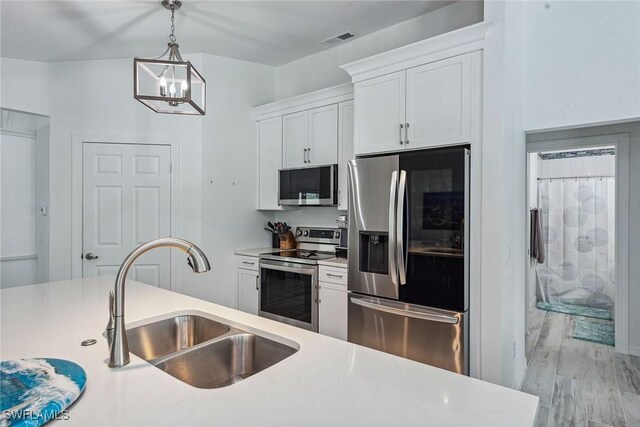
[521,308,640,427]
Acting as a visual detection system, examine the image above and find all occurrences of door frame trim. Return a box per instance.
[526,133,630,354]
[71,133,181,291]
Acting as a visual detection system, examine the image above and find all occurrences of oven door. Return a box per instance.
[259,260,318,332]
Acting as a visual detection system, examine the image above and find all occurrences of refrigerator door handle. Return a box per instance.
[396,170,407,285]
[349,295,460,324]
[388,171,398,285]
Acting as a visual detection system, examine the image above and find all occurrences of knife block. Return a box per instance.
[279,231,296,250]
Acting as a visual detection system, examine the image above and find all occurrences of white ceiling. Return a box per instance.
[0,1,453,66]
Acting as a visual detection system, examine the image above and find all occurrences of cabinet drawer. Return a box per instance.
[319,266,347,286]
[237,256,259,271]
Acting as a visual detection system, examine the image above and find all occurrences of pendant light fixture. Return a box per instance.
[134,0,206,115]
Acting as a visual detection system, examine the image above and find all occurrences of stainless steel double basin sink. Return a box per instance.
[125,313,298,389]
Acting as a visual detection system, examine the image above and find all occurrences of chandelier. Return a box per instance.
[134,0,205,115]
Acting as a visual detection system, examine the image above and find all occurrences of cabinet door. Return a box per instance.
[353,71,406,155]
[308,104,338,166]
[337,101,354,210]
[405,54,471,149]
[318,283,348,340]
[258,117,283,210]
[282,110,309,169]
[238,268,259,315]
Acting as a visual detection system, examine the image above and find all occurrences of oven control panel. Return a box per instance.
[295,227,340,244]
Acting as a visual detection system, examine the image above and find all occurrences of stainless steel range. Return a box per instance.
[259,227,340,332]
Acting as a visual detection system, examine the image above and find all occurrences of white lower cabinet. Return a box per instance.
[237,256,259,315]
[318,265,348,340]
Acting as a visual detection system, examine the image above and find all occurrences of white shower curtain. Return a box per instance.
[537,177,615,310]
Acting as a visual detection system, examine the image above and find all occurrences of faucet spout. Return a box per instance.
[107,238,210,368]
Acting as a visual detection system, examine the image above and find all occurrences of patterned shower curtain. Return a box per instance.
[536,177,615,310]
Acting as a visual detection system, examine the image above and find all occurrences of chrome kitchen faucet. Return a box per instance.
[106,238,211,368]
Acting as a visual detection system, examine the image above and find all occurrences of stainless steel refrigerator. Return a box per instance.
[347,146,470,375]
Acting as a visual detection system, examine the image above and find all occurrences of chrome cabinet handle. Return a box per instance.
[405,123,410,144]
[303,148,308,163]
[85,252,99,260]
[255,275,259,290]
[307,147,311,163]
[326,273,343,278]
[242,260,255,265]
[388,171,398,286]
[399,123,404,144]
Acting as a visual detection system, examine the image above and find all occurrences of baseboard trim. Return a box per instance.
[629,345,640,357]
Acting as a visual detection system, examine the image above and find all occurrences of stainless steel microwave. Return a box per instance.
[279,164,337,206]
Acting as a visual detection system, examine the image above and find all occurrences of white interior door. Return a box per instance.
[82,143,171,288]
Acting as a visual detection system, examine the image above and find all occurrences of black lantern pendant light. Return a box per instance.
[134,0,206,115]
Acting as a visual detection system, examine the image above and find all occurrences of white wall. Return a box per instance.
[0,58,50,116]
[527,123,640,356]
[481,0,527,388]
[275,1,483,100]
[195,53,276,307]
[47,57,205,287]
[524,1,640,131]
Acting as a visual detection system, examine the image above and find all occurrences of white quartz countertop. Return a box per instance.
[1,277,538,426]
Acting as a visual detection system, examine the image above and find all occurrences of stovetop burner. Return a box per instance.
[260,249,335,264]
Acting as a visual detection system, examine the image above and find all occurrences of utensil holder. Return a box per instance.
[279,231,296,250]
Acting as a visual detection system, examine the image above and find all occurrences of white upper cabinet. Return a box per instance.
[283,105,338,168]
[257,116,283,210]
[282,110,309,169]
[342,24,490,156]
[353,71,406,155]
[252,83,353,210]
[337,100,354,210]
[353,54,471,155]
[405,54,470,149]
[308,104,338,166]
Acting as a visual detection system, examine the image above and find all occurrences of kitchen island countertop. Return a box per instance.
[0,276,538,426]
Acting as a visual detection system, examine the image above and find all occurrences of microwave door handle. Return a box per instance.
[388,171,398,286]
[397,170,407,285]
[349,295,459,324]
[259,262,316,276]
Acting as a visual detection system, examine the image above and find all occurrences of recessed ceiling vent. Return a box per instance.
[322,32,356,46]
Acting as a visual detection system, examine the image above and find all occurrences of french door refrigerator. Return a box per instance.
[347,146,470,375]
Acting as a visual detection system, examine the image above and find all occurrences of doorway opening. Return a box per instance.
[0,109,50,288]
[524,132,630,359]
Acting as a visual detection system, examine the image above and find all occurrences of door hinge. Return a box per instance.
[169,162,173,173]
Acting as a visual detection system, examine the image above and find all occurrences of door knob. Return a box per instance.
[85,252,99,260]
